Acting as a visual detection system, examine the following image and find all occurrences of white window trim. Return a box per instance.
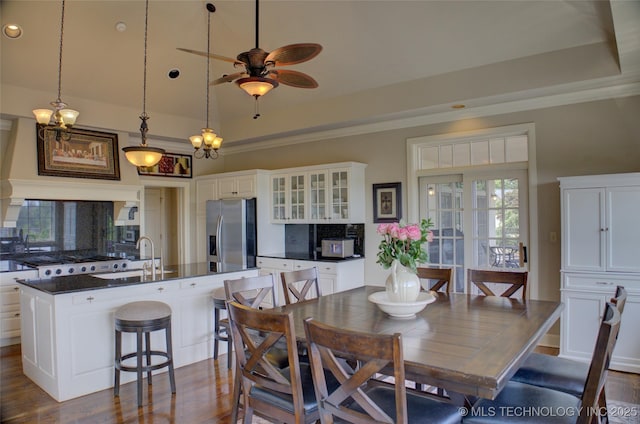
[406,123,540,299]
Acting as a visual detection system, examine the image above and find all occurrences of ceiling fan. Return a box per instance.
[178,1,322,118]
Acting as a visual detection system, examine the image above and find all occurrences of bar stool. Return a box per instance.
[211,287,232,369]
[114,300,176,406]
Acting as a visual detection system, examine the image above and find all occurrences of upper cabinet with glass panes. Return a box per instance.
[270,162,366,224]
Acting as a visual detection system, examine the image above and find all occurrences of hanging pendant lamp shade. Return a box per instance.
[123,0,164,168]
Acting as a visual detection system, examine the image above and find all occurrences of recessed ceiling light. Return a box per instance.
[451,104,466,109]
[115,21,127,32]
[167,69,180,79]
[3,24,23,39]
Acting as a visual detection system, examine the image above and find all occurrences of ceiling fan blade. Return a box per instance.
[265,43,322,67]
[212,72,247,85]
[177,47,242,66]
[268,69,319,89]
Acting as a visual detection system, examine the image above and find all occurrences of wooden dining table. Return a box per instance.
[278,285,563,402]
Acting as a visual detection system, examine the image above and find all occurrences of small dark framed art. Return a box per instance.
[137,152,192,178]
[36,124,120,180]
[373,182,402,223]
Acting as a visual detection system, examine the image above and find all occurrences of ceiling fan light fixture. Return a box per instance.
[237,76,278,97]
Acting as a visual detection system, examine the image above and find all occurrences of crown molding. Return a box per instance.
[221,79,640,155]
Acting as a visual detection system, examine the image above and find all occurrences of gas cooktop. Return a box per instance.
[18,253,130,278]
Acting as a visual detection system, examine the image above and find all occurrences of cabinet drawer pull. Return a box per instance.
[595,282,613,286]
[190,283,197,288]
[13,287,19,291]
[14,313,20,317]
[87,296,95,303]
[158,287,165,292]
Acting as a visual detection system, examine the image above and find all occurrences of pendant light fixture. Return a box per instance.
[122,0,165,168]
[32,0,79,142]
[190,3,223,159]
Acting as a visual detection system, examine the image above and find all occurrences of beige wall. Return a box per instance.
[222,95,640,304]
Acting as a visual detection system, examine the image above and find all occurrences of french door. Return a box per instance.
[419,169,529,293]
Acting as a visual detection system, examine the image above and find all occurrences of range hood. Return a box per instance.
[1,118,142,227]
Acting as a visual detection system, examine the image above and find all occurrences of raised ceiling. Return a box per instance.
[1,1,639,147]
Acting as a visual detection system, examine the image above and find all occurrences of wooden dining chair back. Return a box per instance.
[224,273,277,309]
[227,301,319,424]
[416,267,453,293]
[466,302,621,424]
[280,267,321,305]
[510,286,626,422]
[467,269,528,301]
[303,317,462,424]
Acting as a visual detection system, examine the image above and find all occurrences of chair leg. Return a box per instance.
[230,362,242,423]
[145,331,152,384]
[213,307,220,359]
[226,324,233,369]
[136,329,143,407]
[166,322,176,394]
[114,329,121,396]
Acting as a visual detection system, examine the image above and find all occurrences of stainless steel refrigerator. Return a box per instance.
[206,198,257,268]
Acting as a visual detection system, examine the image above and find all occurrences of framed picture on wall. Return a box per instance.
[373,182,402,223]
[137,152,193,178]
[36,124,120,180]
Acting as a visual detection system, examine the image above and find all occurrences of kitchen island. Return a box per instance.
[17,263,258,402]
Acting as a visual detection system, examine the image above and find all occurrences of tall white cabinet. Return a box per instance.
[559,173,640,373]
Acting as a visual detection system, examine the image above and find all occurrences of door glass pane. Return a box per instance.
[420,179,465,292]
[472,178,521,269]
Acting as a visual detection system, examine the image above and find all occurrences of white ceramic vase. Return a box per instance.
[385,260,421,302]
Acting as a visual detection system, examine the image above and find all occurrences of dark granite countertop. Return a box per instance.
[16,262,256,295]
[259,253,364,262]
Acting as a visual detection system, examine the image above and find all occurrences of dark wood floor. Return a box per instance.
[1,344,639,423]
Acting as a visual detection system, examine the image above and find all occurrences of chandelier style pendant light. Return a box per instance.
[190,3,223,159]
[32,0,79,142]
[122,0,165,168]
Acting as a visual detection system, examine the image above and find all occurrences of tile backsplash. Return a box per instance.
[285,223,364,258]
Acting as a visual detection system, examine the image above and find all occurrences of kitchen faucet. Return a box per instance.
[136,236,160,280]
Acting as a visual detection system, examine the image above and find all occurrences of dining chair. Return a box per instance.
[227,301,321,424]
[467,269,528,301]
[224,273,278,310]
[463,301,622,423]
[303,317,463,424]
[223,274,286,422]
[510,286,627,417]
[417,266,453,293]
[280,266,321,305]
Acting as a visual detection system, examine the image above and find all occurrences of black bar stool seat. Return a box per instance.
[114,300,176,407]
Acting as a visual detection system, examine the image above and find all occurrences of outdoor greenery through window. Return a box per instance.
[18,200,56,243]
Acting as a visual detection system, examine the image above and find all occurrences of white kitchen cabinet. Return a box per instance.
[218,174,257,199]
[559,173,640,373]
[257,256,364,306]
[270,162,366,224]
[0,269,37,346]
[18,268,258,401]
[270,172,306,223]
